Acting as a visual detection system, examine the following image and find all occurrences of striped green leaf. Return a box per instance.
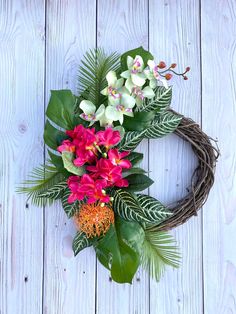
[145,111,182,139]
[38,181,67,200]
[137,194,172,223]
[141,86,172,113]
[118,130,146,151]
[61,188,82,218]
[73,231,91,256]
[113,190,149,223]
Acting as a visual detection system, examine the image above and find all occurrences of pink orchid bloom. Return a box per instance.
[79,174,110,203]
[87,158,129,188]
[67,176,84,203]
[57,139,75,153]
[97,128,120,149]
[108,149,132,169]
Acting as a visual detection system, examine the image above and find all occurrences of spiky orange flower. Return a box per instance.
[74,203,115,238]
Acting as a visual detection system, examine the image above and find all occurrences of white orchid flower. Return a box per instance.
[132,86,155,107]
[101,71,125,104]
[145,60,168,89]
[105,93,135,125]
[79,100,105,126]
[121,55,146,88]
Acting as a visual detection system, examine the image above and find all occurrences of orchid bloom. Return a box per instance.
[145,60,168,89]
[101,71,125,104]
[131,86,155,107]
[108,149,132,169]
[105,93,135,125]
[121,55,146,88]
[79,100,107,126]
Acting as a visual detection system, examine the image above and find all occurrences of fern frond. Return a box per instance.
[141,230,181,282]
[78,48,120,105]
[17,163,66,207]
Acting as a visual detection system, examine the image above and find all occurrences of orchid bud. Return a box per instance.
[158,61,166,69]
[183,76,188,80]
[165,73,173,80]
[186,66,190,72]
[171,63,177,68]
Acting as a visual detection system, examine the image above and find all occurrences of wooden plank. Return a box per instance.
[96,0,150,313]
[149,1,203,313]
[201,1,236,313]
[43,1,97,313]
[0,1,45,313]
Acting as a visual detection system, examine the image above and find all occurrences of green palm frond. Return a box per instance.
[78,48,120,105]
[141,230,181,282]
[17,163,66,207]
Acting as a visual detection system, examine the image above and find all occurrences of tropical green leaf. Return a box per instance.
[61,188,83,218]
[123,111,155,131]
[94,216,145,283]
[145,111,182,139]
[141,230,181,282]
[126,152,143,167]
[141,86,172,113]
[44,119,68,151]
[120,46,154,71]
[125,174,154,192]
[122,167,146,178]
[78,48,120,106]
[61,151,85,176]
[38,181,67,200]
[113,190,152,223]
[118,130,146,151]
[73,231,91,256]
[136,194,172,224]
[48,150,64,171]
[46,89,77,129]
[17,163,65,207]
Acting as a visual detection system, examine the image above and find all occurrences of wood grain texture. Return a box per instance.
[201,1,236,313]
[0,1,45,313]
[149,1,203,313]
[43,1,96,314]
[96,1,149,313]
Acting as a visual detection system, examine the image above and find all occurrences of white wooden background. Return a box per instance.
[0,0,235,313]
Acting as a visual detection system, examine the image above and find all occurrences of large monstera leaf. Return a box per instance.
[94,217,145,283]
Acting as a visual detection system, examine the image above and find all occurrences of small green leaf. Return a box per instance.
[122,167,146,178]
[48,150,64,171]
[145,111,182,139]
[94,216,144,284]
[120,46,154,71]
[123,111,155,131]
[125,174,154,192]
[61,151,85,176]
[126,152,143,166]
[46,90,76,129]
[142,87,172,113]
[44,120,68,150]
[73,231,91,256]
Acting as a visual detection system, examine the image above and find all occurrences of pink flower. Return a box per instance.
[87,158,129,188]
[67,176,84,203]
[57,140,75,153]
[97,128,120,149]
[79,174,110,203]
[108,149,132,169]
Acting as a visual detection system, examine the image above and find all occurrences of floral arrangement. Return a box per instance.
[19,47,192,284]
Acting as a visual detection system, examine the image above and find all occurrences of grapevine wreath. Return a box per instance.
[19,47,219,284]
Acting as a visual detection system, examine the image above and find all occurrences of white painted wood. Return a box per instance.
[43,1,97,314]
[201,1,236,313]
[0,1,45,313]
[96,1,150,313]
[149,1,203,313]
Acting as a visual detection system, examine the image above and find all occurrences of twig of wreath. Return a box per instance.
[149,110,220,232]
